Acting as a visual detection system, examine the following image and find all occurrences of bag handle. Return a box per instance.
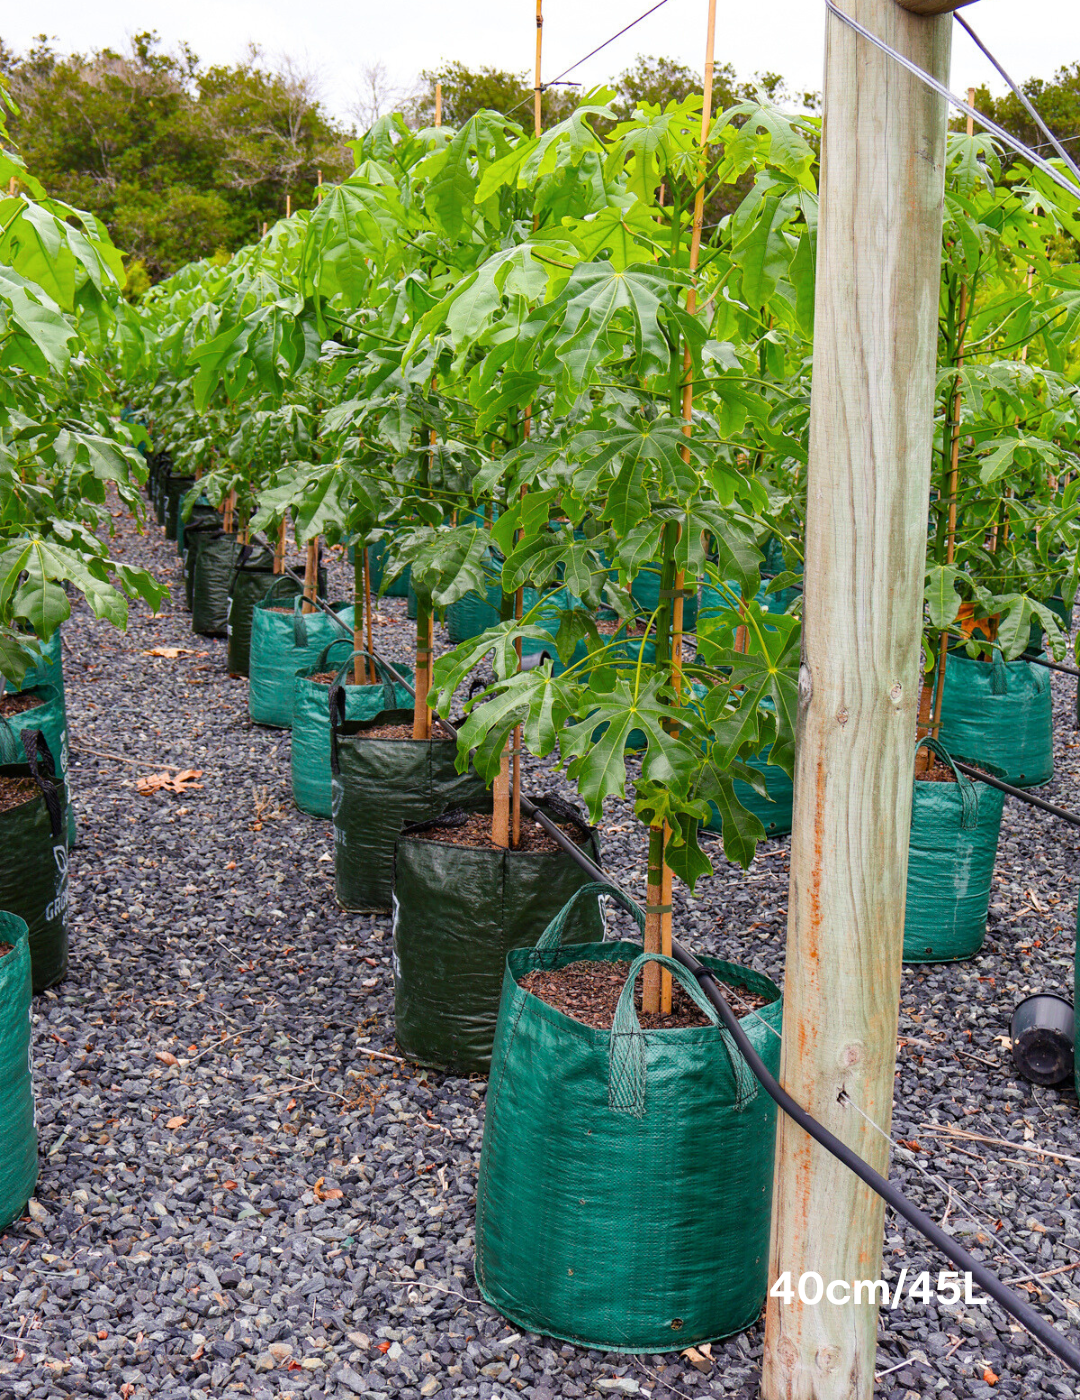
[534,881,642,957]
[262,575,300,606]
[608,952,757,1118]
[314,637,358,673]
[20,728,64,842]
[329,649,396,721]
[914,736,978,831]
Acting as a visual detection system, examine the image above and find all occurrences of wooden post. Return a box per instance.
[761,3,954,1398]
[302,539,318,614]
[435,81,442,127]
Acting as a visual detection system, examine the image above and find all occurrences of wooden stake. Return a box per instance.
[761,3,953,1397]
[302,539,318,614]
[533,0,543,138]
[286,193,292,219]
[364,548,376,684]
[223,490,236,535]
[435,81,442,127]
[273,519,287,575]
[261,222,268,237]
[412,606,433,740]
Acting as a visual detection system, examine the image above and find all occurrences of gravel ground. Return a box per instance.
[1,497,1079,1400]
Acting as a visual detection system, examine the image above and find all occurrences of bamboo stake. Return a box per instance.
[286,193,292,219]
[435,81,442,127]
[223,490,236,535]
[761,1,954,1393]
[533,0,543,137]
[412,605,433,740]
[317,169,323,206]
[302,539,318,614]
[273,519,287,575]
[261,222,268,237]
[364,548,376,684]
[644,0,718,1017]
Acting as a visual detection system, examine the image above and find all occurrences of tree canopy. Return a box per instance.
[0,32,352,281]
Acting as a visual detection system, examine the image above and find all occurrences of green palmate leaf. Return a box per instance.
[732,190,800,312]
[553,261,678,390]
[696,602,801,774]
[697,770,767,868]
[925,564,965,630]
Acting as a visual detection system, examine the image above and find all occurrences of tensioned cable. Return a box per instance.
[499,0,672,122]
[823,0,1080,206]
[954,14,1080,183]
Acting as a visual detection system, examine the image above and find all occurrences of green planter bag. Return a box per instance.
[14,629,64,705]
[0,912,37,1232]
[177,500,218,560]
[937,651,1053,788]
[701,743,794,838]
[192,530,238,637]
[292,644,413,818]
[330,706,488,913]
[163,475,195,543]
[903,738,1005,964]
[182,516,222,614]
[225,545,278,676]
[391,800,604,1074]
[0,685,74,849]
[248,585,353,728]
[0,731,69,992]
[475,883,782,1352]
[367,538,411,598]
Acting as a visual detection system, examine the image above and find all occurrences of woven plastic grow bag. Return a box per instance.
[191,530,238,637]
[247,583,350,728]
[330,706,488,913]
[0,912,37,1232]
[701,744,794,838]
[391,800,604,1075]
[225,545,278,676]
[366,538,411,599]
[902,738,1005,964]
[182,516,222,614]
[937,651,1053,788]
[292,645,413,818]
[177,500,219,560]
[14,629,64,705]
[475,882,782,1352]
[0,732,69,992]
[0,685,73,849]
[163,475,195,544]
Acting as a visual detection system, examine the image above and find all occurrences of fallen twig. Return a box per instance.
[70,741,186,773]
[920,1124,1080,1166]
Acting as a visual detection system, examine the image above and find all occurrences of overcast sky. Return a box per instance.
[10,0,1080,122]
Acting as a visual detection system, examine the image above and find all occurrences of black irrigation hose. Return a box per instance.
[952,760,1080,830]
[1026,653,1080,679]
[357,636,1080,1373]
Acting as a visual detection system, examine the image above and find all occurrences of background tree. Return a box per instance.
[1,31,352,280]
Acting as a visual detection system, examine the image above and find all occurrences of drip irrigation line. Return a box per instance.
[358,637,1080,1375]
[823,0,1080,207]
[952,760,1080,829]
[1026,653,1080,679]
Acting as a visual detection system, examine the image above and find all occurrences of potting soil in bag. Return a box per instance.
[192,531,238,636]
[249,588,353,728]
[391,799,604,1074]
[292,645,413,817]
[475,882,782,1352]
[937,651,1053,788]
[0,685,74,848]
[903,738,1005,963]
[0,732,69,992]
[0,912,38,1231]
[330,706,488,912]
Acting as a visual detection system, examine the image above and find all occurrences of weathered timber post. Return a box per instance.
[761,2,959,1396]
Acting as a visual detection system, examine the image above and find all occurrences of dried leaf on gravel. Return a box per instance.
[141,646,206,659]
[136,769,204,795]
[155,1051,178,1066]
[166,1115,186,1129]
